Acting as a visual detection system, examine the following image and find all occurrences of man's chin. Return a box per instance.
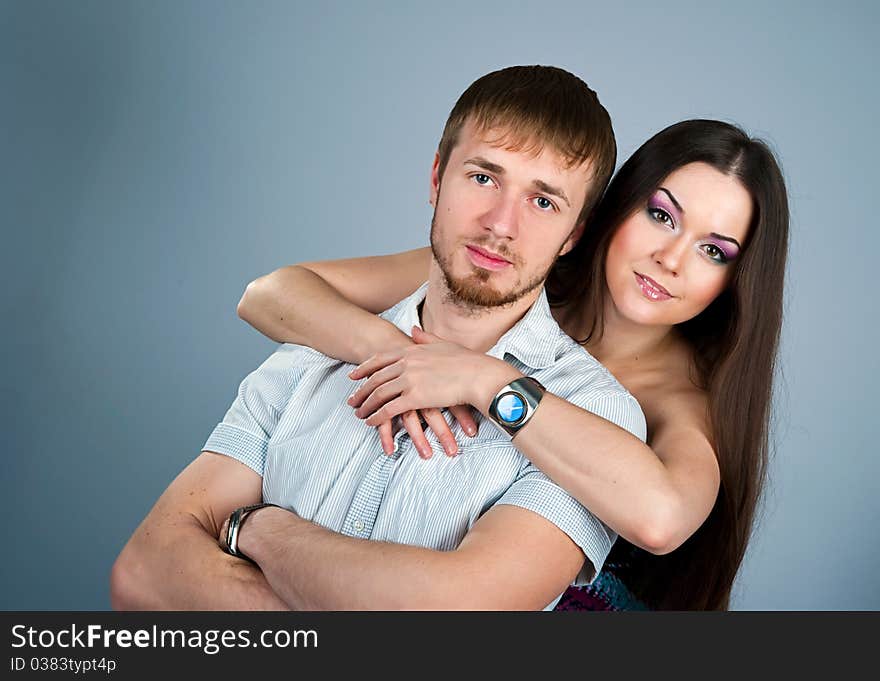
[444,273,532,309]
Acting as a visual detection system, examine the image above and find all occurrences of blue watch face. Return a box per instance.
[496,392,526,424]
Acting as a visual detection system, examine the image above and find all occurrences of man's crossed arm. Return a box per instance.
[111,452,585,610]
[110,452,286,610]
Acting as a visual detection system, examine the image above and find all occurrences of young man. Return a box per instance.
[110,65,645,610]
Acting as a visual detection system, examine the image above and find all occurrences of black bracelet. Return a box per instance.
[225,502,281,563]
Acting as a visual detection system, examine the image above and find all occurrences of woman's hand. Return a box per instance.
[347,327,522,458]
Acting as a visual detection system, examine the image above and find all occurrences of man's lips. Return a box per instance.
[466,245,512,271]
[635,272,673,301]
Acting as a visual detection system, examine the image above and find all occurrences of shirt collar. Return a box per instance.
[384,282,561,371]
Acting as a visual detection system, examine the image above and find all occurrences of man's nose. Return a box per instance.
[481,193,519,240]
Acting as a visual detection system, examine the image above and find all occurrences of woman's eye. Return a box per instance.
[534,196,555,211]
[701,243,728,264]
[648,207,674,228]
[472,173,493,186]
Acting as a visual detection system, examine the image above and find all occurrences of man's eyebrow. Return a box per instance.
[658,187,684,214]
[464,157,505,174]
[710,232,742,249]
[464,157,570,208]
[533,179,570,207]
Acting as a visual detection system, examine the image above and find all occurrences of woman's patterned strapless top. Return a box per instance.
[554,570,650,611]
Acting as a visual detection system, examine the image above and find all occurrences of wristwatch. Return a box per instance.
[487,376,546,439]
[223,502,281,563]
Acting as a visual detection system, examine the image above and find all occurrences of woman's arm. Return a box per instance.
[349,334,720,556]
[239,250,719,556]
[499,388,720,555]
[237,247,432,364]
[237,247,476,457]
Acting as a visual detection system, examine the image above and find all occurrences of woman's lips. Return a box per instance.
[635,272,673,301]
[466,245,512,271]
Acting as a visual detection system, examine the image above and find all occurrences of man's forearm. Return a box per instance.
[239,507,464,610]
[112,513,289,611]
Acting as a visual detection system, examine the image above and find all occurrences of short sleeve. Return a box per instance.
[494,463,614,586]
[202,344,307,475]
[572,392,647,443]
[491,382,645,586]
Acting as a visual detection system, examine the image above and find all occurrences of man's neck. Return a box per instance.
[420,259,541,353]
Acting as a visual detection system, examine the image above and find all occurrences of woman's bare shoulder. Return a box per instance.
[630,342,712,443]
[627,365,717,506]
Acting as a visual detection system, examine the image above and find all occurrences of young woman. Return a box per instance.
[236,120,789,610]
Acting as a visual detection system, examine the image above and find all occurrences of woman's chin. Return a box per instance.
[614,296,677,327]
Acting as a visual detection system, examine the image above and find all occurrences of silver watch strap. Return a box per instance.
[488,376,546,439]
[225,502,279,562]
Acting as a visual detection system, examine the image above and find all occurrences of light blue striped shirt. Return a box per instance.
[204,283,646,606]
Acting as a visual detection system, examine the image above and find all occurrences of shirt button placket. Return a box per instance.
[342,440,400,538]
[392,431,409,456]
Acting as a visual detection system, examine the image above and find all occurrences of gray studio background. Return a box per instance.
[2,0,877,610]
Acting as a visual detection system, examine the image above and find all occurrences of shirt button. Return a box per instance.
[392,440,399,453]
[353,520,364,532]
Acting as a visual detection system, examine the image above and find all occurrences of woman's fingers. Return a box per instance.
[401,410,432,459]
[355,378,404,419]
[420,408,458,457]
[411,326,443,345]
[448,404,478,437]
[364,395,411,427]
[348,351,402,381]
[348,362,403,408]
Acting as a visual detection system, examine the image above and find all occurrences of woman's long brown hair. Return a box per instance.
[547,120,790,609]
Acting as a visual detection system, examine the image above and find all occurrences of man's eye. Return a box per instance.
[534,196,555,211]
[472,174,492,186]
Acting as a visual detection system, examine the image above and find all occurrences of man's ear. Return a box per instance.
[429,152,441,207]
[560,219,586,256]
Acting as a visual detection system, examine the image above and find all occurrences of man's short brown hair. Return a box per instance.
[436,65,616,226]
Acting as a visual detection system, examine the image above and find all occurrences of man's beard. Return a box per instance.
[429,214,554,312]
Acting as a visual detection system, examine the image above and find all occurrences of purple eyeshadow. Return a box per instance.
[707,238,739,260]
[648,192,680,220]
[649,189,741,260]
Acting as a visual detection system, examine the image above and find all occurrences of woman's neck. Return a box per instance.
[578,295,678,370]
